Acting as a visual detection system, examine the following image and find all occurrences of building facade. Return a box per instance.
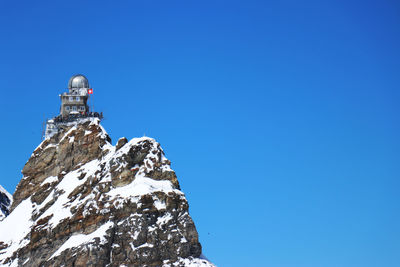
[60,74,90,118]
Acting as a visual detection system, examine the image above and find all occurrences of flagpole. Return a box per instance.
[92,89,94,115]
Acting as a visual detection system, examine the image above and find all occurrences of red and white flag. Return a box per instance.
[88,88,93,94]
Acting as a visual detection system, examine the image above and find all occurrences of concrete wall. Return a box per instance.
[60,94,89,117]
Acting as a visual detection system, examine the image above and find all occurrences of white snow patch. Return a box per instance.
[0,199,34,261]
[132,229,140,240]
[50,221,114,259]
[22,258,30,265]
[163,257,216,267]
[154,199,166,210]
[59,125,77,143]
[137,243,154,249]
[106,175,177,198]
[40,176,58,186]
[157,213,173,226]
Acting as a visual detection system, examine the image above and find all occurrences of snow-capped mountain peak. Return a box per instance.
[0,119,214,266]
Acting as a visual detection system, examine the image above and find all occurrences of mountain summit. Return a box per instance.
[0,119,213,266]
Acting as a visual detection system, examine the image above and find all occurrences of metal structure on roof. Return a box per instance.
[68,74,90,89]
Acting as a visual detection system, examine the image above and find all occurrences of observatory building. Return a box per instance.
[44,74,103,139]
[60,74,90,117]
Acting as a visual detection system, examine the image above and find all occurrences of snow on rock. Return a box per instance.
[49,221,114,260]
[106,175,179,199]
[0,120,212,267]
[0,185,12,221]
[0,199,33,260]
[163,256,216,267]
[40,176,58,186]
[45,117,100,140]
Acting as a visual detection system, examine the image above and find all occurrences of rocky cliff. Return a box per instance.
[0,119,214,267]
[0,186,12,221]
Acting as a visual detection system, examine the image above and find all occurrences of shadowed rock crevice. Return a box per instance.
[0,187,12,219]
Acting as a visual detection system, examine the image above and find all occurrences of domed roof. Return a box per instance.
[68,74,90,89]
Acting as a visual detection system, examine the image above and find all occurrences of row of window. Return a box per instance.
[66,96,81,102]
[65,106,85,112]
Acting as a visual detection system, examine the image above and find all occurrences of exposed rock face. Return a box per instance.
[0,119,214,267]
[0,186,12,221]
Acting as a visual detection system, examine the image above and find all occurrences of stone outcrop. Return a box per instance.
[0,119,214,267]
[0,186,12,221]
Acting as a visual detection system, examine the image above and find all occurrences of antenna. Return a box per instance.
[41,114,46,140]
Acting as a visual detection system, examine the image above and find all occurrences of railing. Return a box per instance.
[52,112,103,123]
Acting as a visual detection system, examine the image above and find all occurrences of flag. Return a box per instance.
[88,88,93,94]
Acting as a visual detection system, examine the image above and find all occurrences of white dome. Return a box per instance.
[68,74,90,89]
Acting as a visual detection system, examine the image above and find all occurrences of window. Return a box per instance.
[69,96,73,101]
[65,106,70,111]
[79,106,85,111]
[72,106,77,111]
[76,96,80,101]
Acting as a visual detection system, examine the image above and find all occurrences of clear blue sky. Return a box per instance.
[0,1,399,266]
